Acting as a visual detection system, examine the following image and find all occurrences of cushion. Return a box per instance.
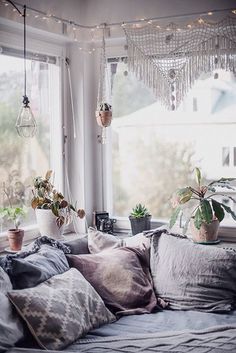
[0,267,25,351]
[88,227,150,253]
[66,247,157,316]
[8,268,115,350]
[1,243,70,289]
[150,233,236,312]
[63,236,89,254]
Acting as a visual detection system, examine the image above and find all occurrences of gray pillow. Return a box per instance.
[8,268,115,350]
[1,244,69,289]
[0,267,25,351]
[150,233,236,312]
[63,236,89,254]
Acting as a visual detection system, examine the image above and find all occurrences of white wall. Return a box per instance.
[0,0,235,227]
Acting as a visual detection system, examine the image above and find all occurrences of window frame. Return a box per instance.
[104,50,236,242]
[0,29,65,250]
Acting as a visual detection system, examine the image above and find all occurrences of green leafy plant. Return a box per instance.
[31,170,85,228]
[0,207,26,229]
[130,203,150,218]
[169,167,236,233]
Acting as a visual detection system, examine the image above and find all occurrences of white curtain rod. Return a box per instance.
[5,1,236,30]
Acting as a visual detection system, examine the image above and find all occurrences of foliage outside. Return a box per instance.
[31,170,85,228]
[169,167,236,232]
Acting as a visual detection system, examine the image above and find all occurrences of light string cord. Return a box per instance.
[4,0,236,31]
[23,5,26,98]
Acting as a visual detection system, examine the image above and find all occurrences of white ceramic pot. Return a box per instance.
[35,209,64,240]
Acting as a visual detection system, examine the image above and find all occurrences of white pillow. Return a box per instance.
[88,227,150,253]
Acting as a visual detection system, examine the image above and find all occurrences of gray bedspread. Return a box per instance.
[7,310,236,353]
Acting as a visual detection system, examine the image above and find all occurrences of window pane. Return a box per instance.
[0,55,59,231]
[110,62,236,224]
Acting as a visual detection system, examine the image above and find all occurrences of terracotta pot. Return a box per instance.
[8,229,24,251]
[190,219,219,243]
[96,110,112,128]
[35,209,64,239]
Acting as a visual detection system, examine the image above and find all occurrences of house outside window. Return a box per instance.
[0,53,61,232]
[107,60,236,227]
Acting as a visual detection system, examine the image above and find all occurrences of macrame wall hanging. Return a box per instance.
[124,16,236,110]
[96,25,112,144]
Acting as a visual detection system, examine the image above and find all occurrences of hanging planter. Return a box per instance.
[96,25,112,144]
[96,102,112,128]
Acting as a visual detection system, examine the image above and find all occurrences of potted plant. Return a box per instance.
[169,167,236,243]
[31,170,85,239]
[129,203,151,235]
[95,102,112,128]
[0,206,27,251]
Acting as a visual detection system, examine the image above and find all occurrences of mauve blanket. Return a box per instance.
[7,325,236,353]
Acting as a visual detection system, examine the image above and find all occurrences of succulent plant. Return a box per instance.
[130,203,151,218]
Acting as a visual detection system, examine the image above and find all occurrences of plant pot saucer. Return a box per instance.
[4,246,26,253]
[192,239,221,245]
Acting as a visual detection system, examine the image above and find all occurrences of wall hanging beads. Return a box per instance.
[95,25,112,144]
[124,16,236,110]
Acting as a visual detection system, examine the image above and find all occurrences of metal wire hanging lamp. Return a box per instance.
[6,1,37,138]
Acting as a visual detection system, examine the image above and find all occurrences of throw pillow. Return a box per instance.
[8,268,115,350]
[66,247,157,316]
[63,236,89,254]
[1,243,70,289]
[88,227,150,253]
[150,232,236,312]
[0,267,25,351]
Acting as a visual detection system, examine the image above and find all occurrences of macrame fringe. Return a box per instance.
[124,17,236,110]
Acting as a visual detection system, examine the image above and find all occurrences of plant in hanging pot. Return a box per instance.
[129,203,152,235]
[96,102,112,128]
[169,167,236,243]
[31,170,85,239]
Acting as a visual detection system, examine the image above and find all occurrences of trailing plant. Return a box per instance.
[98,102,112,111]
[130,203,151,218]
[169,167,236,233]
[31,170,85,228]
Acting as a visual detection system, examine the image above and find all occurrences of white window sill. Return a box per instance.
[113,217,236,242]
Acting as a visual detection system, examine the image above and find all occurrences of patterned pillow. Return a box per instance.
[150,233,236,312]
[88,227,150,253]
[66,247,157,316]
[8,268,115,350]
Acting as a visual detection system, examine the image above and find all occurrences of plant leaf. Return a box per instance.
[195,167,201,186]
[51,203,59,217]
[169,207,181,229]
[45,170,53,181]
[220,203,236,221]
[194,208,203,229]
[211,199,225,222]
[200,199,213,224]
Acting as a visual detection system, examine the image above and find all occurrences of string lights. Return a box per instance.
[1,0,236,55]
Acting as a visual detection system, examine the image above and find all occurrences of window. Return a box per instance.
[0,54,60,232]
[222,147,230,166]
[108,60,236,226]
